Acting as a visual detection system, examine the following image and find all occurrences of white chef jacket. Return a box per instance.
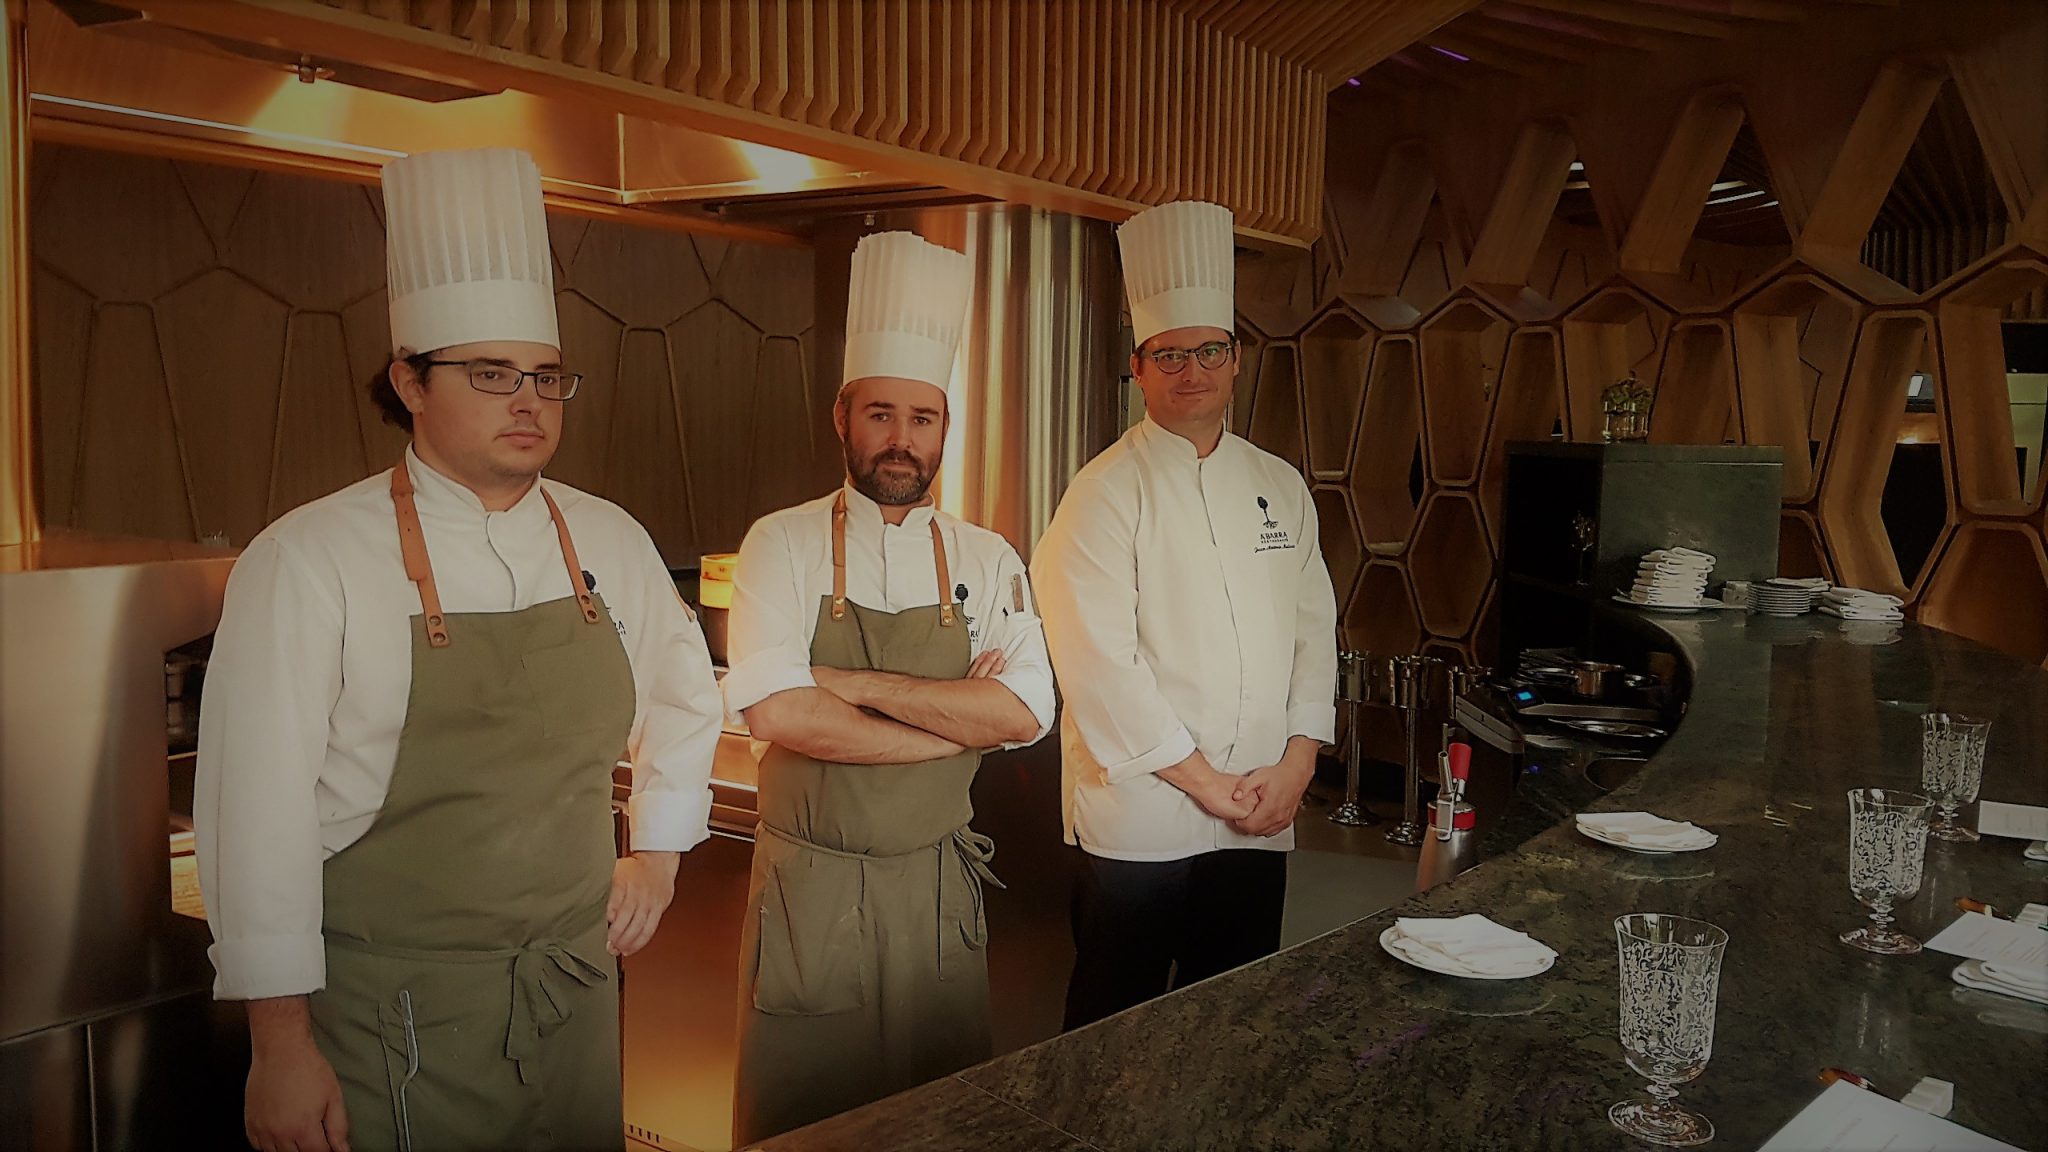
[195,447,722,1000]
[720,484,1056,748]
[1031,418,1338,861]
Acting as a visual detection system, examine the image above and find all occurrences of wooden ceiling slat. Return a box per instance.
[1640,0,1807,21]
[1478,3,1685,52]
[1509,0,1739,38]
[1451,14,1605,63]
[1425,31,1556,79]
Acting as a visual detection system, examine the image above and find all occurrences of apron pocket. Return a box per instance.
[522,633,633,738]
[752,843,866,1016]
[939,845,990,968]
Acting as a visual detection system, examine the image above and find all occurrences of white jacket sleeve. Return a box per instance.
[720,516,817,716]
[1031,475,1198,782]
[621,527,720,853]
[194,536,344,1000]
[1285,485,1339,745]
[986,544,1057,749]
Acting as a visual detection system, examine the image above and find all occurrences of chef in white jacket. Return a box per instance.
[196,148,721,1152]
[1031,199,1338,1029]
[723,231,1057,1143]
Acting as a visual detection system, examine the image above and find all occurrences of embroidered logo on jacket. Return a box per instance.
[1254,496,1295,553]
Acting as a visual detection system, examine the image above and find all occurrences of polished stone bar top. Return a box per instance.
[760,614,2048,1151]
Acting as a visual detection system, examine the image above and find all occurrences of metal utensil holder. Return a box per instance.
[1385,654,1440,845]
[1445,663,1490,704]
[1328,650,1381,827]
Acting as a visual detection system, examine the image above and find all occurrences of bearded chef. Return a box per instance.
[195,148,722,1152]
[721,231,1056,1144]
[1031,199,1339,1030]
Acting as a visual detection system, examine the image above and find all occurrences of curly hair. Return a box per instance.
[367,352,437,432]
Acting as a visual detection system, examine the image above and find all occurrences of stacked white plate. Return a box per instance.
[1751,577,1828,616]
[1616,547,1715,611]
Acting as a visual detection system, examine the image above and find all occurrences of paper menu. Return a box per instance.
[1977,801,2048,841]
[1759,1081,2022,1151]
[1924,912,2048,971]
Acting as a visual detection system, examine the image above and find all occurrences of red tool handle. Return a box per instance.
[1448,742,1472,783]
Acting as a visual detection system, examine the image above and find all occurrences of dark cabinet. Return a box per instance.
[1498,442,1782,662]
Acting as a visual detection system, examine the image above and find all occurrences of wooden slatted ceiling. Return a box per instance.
[1354,0,1923,89]
[127,0,1928,247]
[1160,0,1487,88]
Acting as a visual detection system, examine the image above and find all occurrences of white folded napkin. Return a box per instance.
[1629,587,1706,604]
[1824,586,1903,607]
[1900,1077,1954,1118]
[1576,811,1718,849]
[1819,602,1906,621]
[1388,915,1557,976]
[2028,841,2048,863]
[1646,547,1716,564]
[1953,960,2048,1006]
[1636,568,1710,582]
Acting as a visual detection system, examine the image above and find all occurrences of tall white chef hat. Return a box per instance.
[840,230,972,395]
[1117,199,1236,346]
[382,148,558,354]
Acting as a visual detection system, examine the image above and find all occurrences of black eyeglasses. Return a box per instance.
[1138,338,1237,375]
[419,359,584,401]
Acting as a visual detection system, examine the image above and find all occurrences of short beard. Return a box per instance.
[846,444,936,506]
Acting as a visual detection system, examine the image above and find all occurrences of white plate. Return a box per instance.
[1614,594,1702,613]
[1378,926,1555,980]
[1576,821,1717,854]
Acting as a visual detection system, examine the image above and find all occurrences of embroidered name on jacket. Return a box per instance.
[1254,526,1296,553]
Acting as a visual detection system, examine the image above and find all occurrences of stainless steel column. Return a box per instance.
[814,205,1123,558]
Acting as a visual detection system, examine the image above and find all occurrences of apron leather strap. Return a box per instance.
[831,489,956,626]
[390,464,451,649]
[831,492,849,621]
[389,460,602,648]
[540,488,603,626]
[931,517,955,627]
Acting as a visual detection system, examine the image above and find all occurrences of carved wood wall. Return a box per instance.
[1235,3,2048,672]
[29,143,831,564]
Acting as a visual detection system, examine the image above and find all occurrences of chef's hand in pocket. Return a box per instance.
[608,851,679,957]
[1230,758,1315,837]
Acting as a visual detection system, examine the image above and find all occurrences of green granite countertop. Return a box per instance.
[758,613,2048,1151]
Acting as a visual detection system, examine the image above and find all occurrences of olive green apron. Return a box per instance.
[308,465,634,1152]
[732,493,1001,1146]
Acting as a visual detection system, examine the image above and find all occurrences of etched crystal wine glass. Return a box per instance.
[1611,913,1728,1147]
[1920,714,1990,842]
[1841,788,1932,955]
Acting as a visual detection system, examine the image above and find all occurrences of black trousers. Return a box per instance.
[1062,848,1288,1030]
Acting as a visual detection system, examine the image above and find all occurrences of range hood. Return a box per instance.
[23,0,969,240]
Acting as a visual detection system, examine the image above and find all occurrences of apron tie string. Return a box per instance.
[507,939,610,1084]
[937,828,1003,977]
